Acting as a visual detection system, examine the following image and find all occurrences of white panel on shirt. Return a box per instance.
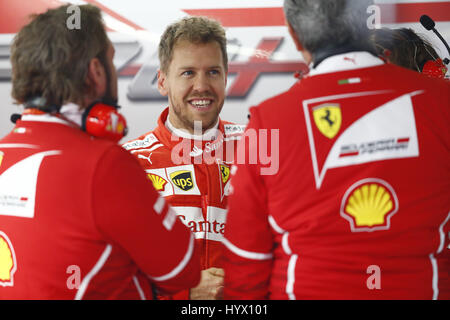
[146,164,201,196]
[0,150,61,218]
[173,206,226,242]
[327,93,419,163]
[305,91,420,189]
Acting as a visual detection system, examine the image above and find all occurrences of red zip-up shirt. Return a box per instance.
[123,108,243,299]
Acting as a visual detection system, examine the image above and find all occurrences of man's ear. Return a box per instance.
[157,70,168,96]
[287,22,304,52]
[286,21,313,65]
[86,57,106,98]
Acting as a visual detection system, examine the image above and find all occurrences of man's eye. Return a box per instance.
[182,70,193,76]
[209,70,220,75]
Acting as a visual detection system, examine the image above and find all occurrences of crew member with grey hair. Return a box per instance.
[223,0,450,299]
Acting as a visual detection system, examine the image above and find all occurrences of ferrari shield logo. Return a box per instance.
[313,104,342,139]
[220,165,230,184]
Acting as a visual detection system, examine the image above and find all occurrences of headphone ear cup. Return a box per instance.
[82,102,128,142]
[422,59,448,79]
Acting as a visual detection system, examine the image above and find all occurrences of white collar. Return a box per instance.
[20,103,83,127]
[59,103,83,127]
[308,51,384,77]
[165,115,220,141]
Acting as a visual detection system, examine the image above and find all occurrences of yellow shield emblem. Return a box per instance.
[313,104,342,139]
[0,231,17,286]
[340,179,398,232]
[0,151,3,168]
[147,173,167,191]
[170,170,194,191]
[220,165,230,184]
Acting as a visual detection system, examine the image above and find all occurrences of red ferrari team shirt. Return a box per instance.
[0,112,200,299]
[123,108,243,299]
[123,108,243,271]
[224,52,450,300]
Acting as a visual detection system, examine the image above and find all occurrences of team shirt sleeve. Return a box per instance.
[223,107,274,299]
[91,145,201,294]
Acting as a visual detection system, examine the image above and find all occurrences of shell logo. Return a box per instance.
[147,173,167,191]
[340,178,398,232]
[0,231,17,287]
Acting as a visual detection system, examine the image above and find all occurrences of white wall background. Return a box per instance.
[0,0,449,143]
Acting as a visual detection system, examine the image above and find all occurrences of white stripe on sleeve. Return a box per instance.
[223,237,273,260]
[148,233,195,282]
[75,244,112,300]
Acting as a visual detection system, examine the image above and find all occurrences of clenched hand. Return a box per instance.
[189,267,224,300]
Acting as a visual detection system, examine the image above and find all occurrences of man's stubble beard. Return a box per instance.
[170,95,224,134]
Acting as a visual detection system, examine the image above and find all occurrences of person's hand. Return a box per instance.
[189,267,224,300]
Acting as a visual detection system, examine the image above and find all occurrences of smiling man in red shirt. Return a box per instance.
[123,16,244,300]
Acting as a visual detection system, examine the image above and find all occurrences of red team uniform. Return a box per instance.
[224,52,450,299]
[0,111,200,299]
[124,107,243,299]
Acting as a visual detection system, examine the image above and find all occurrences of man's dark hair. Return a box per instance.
[11,4,109,108]
[371,27,441,71]
[158,16,228,73]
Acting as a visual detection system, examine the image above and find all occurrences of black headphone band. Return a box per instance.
[81,104,94,132]
[16,97,127,141]
[24,96,61,113]
[418,59,428,72]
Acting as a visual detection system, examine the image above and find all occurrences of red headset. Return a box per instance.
[421,58,448,79]
[20,98,128,143]
[380,49,448,80]
[379,28,449,81]
[419,15,450,81]
[81,101,128,143]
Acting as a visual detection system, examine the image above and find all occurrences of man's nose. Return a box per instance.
[193,73,210,92]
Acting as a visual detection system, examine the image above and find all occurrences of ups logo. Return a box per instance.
[170,170,194,191]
